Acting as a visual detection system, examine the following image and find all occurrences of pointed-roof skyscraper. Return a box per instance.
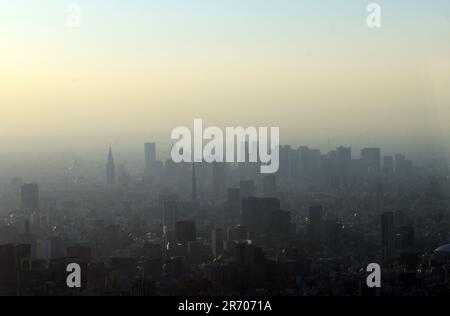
[106,146,116,186]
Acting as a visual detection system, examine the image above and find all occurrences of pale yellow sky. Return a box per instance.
[1,0,450,155]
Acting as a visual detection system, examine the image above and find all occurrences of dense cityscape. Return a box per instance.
[1,142,450,296]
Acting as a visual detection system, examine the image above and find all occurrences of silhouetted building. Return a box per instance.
[395,154,413,176]
[336,146,352,162]
[106,146,116,186]
[361,148,381,174]
[383,156,394,174]
[162,200,178,239]
[144,142,157,172]
[212,229,226,258]
[299,146,321,179]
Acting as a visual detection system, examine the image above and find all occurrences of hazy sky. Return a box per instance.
[1,0,450,156]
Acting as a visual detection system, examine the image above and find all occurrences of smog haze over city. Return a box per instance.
[1,0,450,301]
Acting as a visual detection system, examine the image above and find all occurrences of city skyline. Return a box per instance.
[1,1,450,298]
[0,140,443,183]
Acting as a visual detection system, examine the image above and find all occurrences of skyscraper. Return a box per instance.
[162,200,178,239]
[106,146,116,186]
[299,146,322,179]
[212,229,226,259]
[382,156,394,174]
[381,211,395,266]
[21,183,39,212]
[361,148,381,174]
[395,154,413,176]
[144,143,156,173]
[336,146,352,162]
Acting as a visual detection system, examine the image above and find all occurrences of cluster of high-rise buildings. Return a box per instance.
[0,142,449,296]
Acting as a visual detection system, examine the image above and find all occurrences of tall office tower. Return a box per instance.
[21,183,39,212]
[212,229,226,259]
[361,148,381,174]
[299,146,322,179]
[175,221,196,244]
[237,141,259,180]
[336,146,352,162]
[241,197,280,235]
[162,200,178,239]
[240,180,256,199]
[144,143,156,172]
[106,146,116,186]
[263,174,277,198]
[278,145,292,177]
[289,148,300,178]
[383,156,394,174]
[381,211,395,266]
[308,205,324,250]
[192,163,197,201]
[395,154,413,176]
[10,177,23,196]
[334,146,352,187]
[394,154,405,174]
[212,162,227,199]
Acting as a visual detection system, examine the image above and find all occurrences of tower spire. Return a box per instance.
[106,145,116,186]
